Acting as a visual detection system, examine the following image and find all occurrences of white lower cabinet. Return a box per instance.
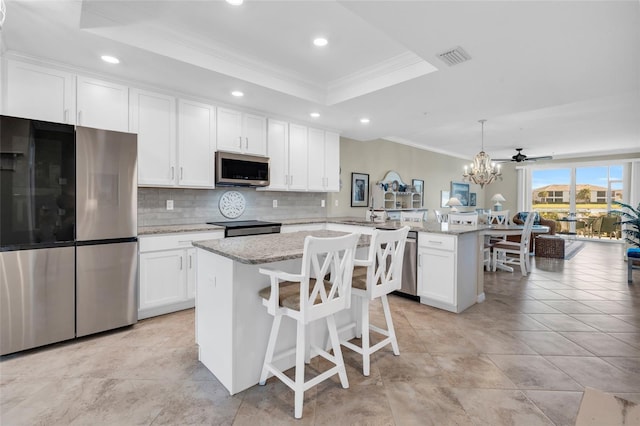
[417,232,478,313]
[138,231,222,319]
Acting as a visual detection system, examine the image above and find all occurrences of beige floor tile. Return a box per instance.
[151,380,244,425]
[509,300,562,314]
[457,328,537,355]
[610,332,640,349]
[560,332,640,357]
[433,354,516,389]
[578,300,636,315]
[385,381,475,425]
[415,328,480,355]
[451,388,553,425]
[527,314,598,332]
[546,356,640,393]
[524,390,583,426]
[601,357,640,375]
[538,300,603,314]
[488,354,583,391]
[569,314,639,332]
[505,331,591,356]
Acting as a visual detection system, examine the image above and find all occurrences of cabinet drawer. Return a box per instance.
[418,233,455,251]
[140,231,223,252]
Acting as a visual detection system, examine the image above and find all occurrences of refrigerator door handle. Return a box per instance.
[180,255,183,270]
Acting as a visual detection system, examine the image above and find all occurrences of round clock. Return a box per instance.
[219,190,246,219]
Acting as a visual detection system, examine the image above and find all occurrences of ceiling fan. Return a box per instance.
[494,148,553,163]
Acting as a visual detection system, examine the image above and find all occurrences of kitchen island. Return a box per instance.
[192,230,369,395]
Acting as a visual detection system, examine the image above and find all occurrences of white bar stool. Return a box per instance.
[257,233,360,419]
[339,226,410,376]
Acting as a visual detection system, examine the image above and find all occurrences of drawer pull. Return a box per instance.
[428,240,443,244]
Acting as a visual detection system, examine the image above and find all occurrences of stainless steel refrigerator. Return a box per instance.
[1,116,138,355]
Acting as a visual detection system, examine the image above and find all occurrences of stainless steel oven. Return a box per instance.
[206,220,281,237]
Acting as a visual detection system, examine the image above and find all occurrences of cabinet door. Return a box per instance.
[242,113,267,156]
[266,119,289,190]
[324,131,340,192]
[307,127,325,191]
[288,123,308,191]
[417,247,455,305]
[178,99,215,187]
[139,249,187,311]
[130,89,176,186]
[186,248,196,300]
[77,76,129,132]
[216,107,242,153]
[5,60,75,124]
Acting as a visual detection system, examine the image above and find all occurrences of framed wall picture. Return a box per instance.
[470,192,477,207]
[440,190,450,208]
[351,172,369,207]
[450,182,470,207]
[412,179,424,206]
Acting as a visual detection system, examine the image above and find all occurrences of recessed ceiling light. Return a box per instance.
[313,37,328,47]
[226,0,243,5]
[231,91,244,97]
[360,118,370,124]
[101,55,120,64]
[310,112,320,118]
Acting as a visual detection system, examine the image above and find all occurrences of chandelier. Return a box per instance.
[462,119,502,188]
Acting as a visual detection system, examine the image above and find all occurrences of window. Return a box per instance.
[530,164,625,239]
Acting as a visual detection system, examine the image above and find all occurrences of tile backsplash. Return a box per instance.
[138,187,328,226]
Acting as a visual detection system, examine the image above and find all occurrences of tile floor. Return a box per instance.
[1,241,639,425]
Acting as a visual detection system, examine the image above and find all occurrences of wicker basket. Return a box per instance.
[535,236,565,258]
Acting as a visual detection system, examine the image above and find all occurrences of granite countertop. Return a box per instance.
[140,217,490,236]
[138,223,224,235]
[193,230,371,264]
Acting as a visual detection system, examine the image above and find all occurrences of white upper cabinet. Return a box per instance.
[307,128,326,191]
[324,131,340,191]
[130,89,176,186]
[178,99,215,187]
[216,107,266,156]
[131,89,215,188]
[288,123,309,191]
[4,60,75,124]
[77,76,129,132]
[307,128,340,192]
[265,119,289,191]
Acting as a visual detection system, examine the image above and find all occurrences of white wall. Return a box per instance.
[327,137,485,218]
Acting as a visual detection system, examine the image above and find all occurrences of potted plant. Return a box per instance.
[613,201,640,248]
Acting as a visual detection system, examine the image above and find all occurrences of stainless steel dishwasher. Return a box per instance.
[396,230,418,298]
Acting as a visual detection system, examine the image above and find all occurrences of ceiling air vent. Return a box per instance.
[436,46,471,66]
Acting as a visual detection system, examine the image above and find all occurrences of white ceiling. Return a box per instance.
[2,0,639,162]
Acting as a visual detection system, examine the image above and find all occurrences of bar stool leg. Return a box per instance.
[361,297,371,376]
[259,314,282,386]
[381,295,399,355]
[326,315,349,388]
[294,320,306,419]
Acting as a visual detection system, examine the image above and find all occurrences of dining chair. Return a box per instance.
[448,212,478,225]
[488,210,510,225]
[339,226,409,376]
[257,233,360,419]
[400,211,424,222]
[492,211,536,276]
[434,210,447,223]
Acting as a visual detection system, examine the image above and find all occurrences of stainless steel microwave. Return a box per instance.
[215,151,270,187]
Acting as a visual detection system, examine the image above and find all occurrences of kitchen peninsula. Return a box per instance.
[192,221,487,395]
